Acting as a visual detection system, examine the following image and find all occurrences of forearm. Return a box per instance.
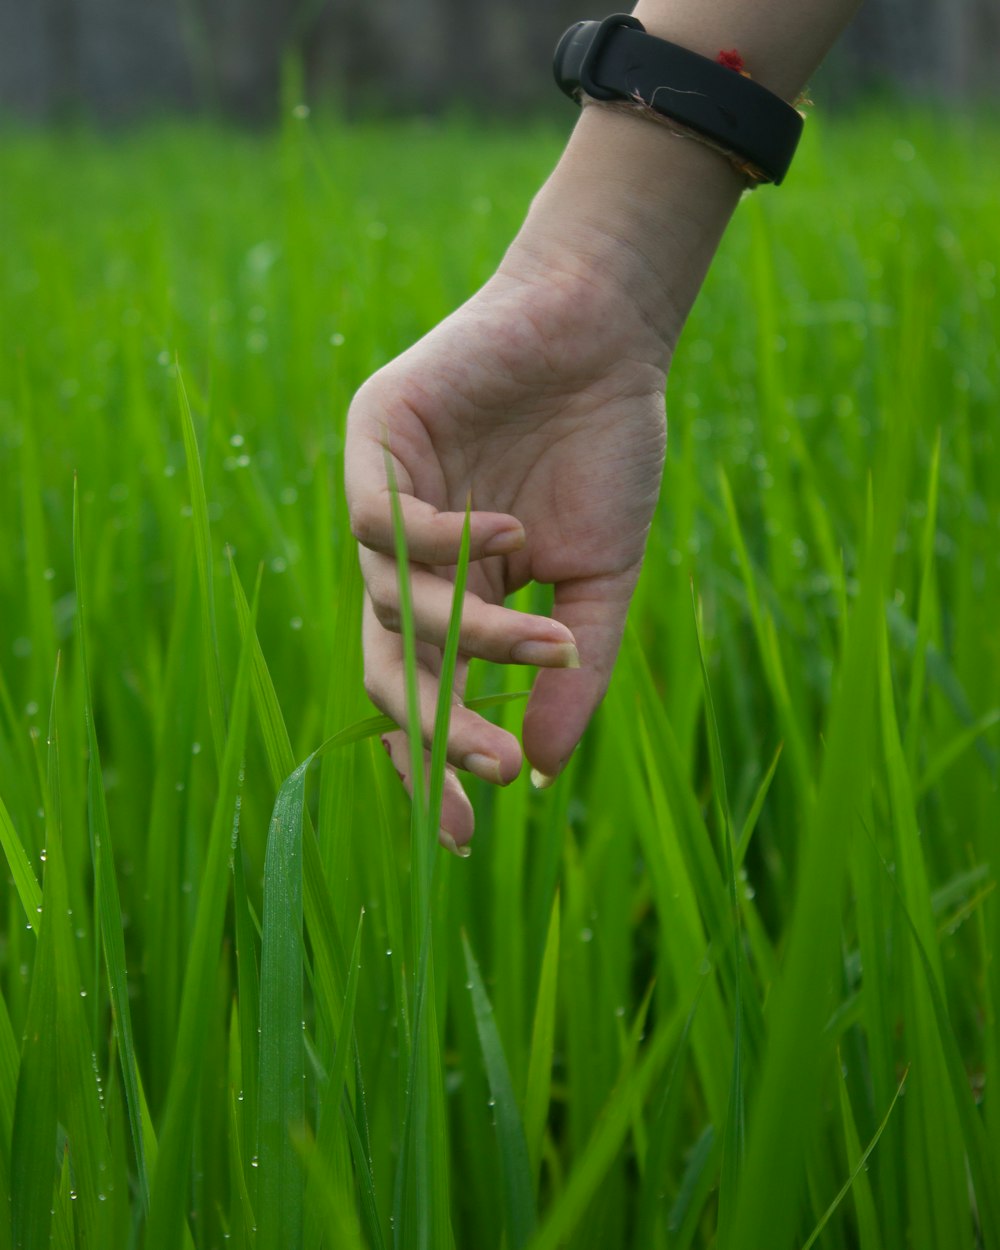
[502,0,860,353]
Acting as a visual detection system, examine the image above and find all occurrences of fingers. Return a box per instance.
[521,568,641,785]
[362,596,523,785]
[379,730,475,855]
[345,426,525,565]
[360,549,580,668]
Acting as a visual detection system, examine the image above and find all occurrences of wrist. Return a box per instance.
[501,103,742,353]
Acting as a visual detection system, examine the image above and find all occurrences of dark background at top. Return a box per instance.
[2,0,999,125]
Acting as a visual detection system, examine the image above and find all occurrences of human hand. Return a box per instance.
[345,106,742,853]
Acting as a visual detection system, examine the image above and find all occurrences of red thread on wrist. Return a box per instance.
[717,49,747,75]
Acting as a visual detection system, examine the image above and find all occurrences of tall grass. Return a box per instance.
[0,104,998,1248]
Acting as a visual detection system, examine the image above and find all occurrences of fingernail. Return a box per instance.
[530,768,557,790]
[463,752,504,785]
[380,735,393,757]
[440,830,472,859]
[483,527,525,557]
[510,640,580,668]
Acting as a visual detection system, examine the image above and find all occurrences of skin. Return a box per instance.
[345,0,861,853]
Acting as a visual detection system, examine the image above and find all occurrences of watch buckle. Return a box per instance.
[553,14,643,102]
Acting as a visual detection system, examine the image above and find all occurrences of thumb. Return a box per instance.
[521,567,640,786]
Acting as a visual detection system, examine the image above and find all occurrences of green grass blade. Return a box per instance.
[177,360,227,766]
[800,1064,907,1250]
[735,741,783,870]
[146,577,256,1250]
[10,869,59,1250]
[523,890,560,1189]
[462,931,536,1249]
[690,580,746,1243]
[257,756,309,1250]
[832,1049,886,1250]
[73,477,150,1210]
[527,1001,685,1250]
[0,793,42,930]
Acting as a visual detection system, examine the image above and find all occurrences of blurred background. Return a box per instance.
[2,0,999,125]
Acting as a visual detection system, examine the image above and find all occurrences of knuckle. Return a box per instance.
[370,593,401,633]
[350,505,380,548]
[362,668,384,708]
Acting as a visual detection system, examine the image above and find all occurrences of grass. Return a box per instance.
[0,99,999,1249]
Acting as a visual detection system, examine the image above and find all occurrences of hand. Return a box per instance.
[345,107,742,853]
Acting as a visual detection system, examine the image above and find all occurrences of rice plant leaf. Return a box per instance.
[232,842,260,1179]
[634,980,706,1247]
[11,869,59,1250]
[462,931,535,1249]
[146,578,256,1250]
[384,449,463,1250]
[528,1004,685,1250]
[0,794,42,928]
[177,360,227,765]
[73,476,150,1209]
[866,820,1000,1244]
[257,753,308,1250]
[0,990,19,1192]
[668,1123,720,1250]
[832,1050,885,1250]
[800,1064,907,1250]
[735,741,783,870]
[292,1123,366,1250]
[523,890,560,1188]
[728,434,905,1249]
[903,427,941,770]
[916,708,1000,798]
[690,580,746,1244]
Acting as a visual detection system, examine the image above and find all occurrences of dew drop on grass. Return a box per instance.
[250,1156,259,1169]
[290,617,303,631]
[39,848,46,862]
[330,333,345,347]
[579,927,593,943]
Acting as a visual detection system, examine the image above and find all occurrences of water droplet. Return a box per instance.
[330,332,345,347]
[579,927,593,943]
[250,1156,259,1168]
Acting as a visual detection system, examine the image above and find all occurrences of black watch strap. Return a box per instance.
[554,15,804,184]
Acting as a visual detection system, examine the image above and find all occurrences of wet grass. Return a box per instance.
[1,103,999,1248]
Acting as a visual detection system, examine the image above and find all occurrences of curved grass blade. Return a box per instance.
[462,931,536,1250]
[800,1064,907,1250]
[0,792,41,929]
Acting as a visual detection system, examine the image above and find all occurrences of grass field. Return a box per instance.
[1,102,999,1249]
